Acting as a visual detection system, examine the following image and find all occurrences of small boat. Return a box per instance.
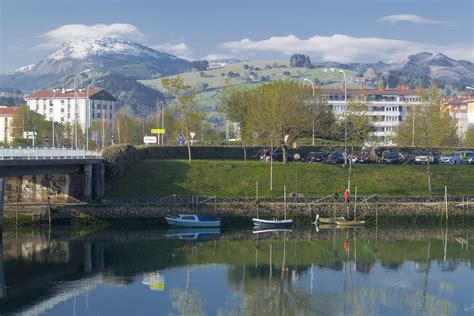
[314,214,346,224]
[165,214,221,227]
[252,218,292,228]
[166,228,221,240]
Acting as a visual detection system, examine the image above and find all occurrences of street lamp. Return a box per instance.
[302,78,316,146]
[73,69,92,148]
[50,89,59,148]
[323,68,347,166]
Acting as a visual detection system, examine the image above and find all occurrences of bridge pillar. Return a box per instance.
[92,163,104,200]
[0,178,4,233]
[84,164,93,202]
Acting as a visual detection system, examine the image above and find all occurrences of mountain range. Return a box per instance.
[0,36,472,116]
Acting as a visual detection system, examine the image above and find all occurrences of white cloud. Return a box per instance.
[378,14,449,25]
[220,34,473,62]
[152,41,194,60]
[37,23,146,49]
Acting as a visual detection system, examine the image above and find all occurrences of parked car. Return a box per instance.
[327,152,346,164]
[465,152,474,165]
[439,152,463,165]
[414,152,438,164]
[352,151,372,164]
[271,151,303,162]
[307,151,326,163]
[380,150,402,164]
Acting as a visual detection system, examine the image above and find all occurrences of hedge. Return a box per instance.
[102,144,141,179]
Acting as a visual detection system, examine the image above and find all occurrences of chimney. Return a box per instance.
[378,83,384,92]
[341,82,346,91]
[359,83,364,91]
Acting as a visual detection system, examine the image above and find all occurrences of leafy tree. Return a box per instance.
[465,126,474,147]
[11,106,57,146]
[290,54,313,68]
[395,88,458,192]
[191,60,209,71]
[161,76,205,162]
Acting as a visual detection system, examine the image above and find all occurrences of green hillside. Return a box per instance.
[139,61,360,125]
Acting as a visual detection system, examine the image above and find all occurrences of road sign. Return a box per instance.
[151,129,166,134]
[44,136,50,143]
[143,136,157,144]
[23,131,37,139]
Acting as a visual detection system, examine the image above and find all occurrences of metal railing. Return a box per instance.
[0,146,101,160]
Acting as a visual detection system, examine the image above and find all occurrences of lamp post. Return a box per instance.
[303,78,315,146]
[324,68,347,166]
[51,89,59,148]
[161,100,165,145]
[73,69,91,148]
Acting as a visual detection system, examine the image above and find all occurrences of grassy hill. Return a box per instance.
[139,61,360,125]
[106,160,474,198]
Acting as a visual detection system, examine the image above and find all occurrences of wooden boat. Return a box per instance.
[314,215,346,224]
[335,219,366,226]
[165,214,221,227]
[252,218,292,228]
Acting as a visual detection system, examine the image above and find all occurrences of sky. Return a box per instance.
[0,0,473,72]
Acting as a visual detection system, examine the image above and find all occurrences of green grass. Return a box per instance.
[139,61,359,113]
[106,160,474,198]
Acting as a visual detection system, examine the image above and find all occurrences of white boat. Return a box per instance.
[165,214,221,227]
[252,218,293,228]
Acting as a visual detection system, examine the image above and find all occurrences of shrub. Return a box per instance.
[102,144,141,179]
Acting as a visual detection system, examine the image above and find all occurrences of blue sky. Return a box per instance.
[0,0,473,72]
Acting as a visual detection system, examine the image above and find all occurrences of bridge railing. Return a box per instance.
[0,146,101,160]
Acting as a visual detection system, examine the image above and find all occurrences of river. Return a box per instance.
[0,225,473,315]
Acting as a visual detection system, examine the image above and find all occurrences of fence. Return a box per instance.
[0,146,101,160]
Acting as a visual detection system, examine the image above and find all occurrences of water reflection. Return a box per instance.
[0,226,472,315]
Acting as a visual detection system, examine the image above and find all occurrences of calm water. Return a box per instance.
[0,226,473,315]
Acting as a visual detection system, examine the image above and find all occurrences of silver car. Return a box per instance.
[439,152,463,165]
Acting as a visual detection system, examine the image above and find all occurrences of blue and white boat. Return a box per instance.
[165,214,221,227]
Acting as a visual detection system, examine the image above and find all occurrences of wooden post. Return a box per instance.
[353,186,358,220]
[444,185,448,221]
[284,185,287,220]
[270,145,273,191]
[256,181,259,204]
[47,195,51,226]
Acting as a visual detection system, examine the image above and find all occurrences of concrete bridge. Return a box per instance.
[0,147,104,230]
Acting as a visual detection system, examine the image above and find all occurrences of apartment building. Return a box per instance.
[0,106,20,143]
[445,95,474,141]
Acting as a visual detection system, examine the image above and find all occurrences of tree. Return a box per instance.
[465,126,474,147]
[191,60,209,71]
[11,106,57,146]
[161,76,205,162]
[290,54,312,68]
[395,88,458,192]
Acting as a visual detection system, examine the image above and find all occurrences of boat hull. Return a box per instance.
[165,217,221,227]
[317,217,346,224]
[335,220,365,226]
[252,218,293,228]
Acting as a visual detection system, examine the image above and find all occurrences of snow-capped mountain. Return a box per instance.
[0,36,192,90]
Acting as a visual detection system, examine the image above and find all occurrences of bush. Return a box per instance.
[102,144,141,179]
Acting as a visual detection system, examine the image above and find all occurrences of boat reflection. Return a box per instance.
[165,227,221,240]
[252,227,292,234]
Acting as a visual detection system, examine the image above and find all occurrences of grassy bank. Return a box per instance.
[105,159,474,198]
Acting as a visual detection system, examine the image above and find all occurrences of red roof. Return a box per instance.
[25,88,116,101]
[0,107,20,116]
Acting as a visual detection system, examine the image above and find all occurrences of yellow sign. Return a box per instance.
[151,129,166,134]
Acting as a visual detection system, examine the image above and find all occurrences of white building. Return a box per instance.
[319,85,423,145]
[446,96,474,142]
[0,106,20,143]
[25,88,116,146]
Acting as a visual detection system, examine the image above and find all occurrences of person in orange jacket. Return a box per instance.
[343,189,350,203]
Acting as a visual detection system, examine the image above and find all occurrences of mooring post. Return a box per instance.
[284,185,287,219]
[353,186,358,220]
[0,178,4,233]
[444,185,448,221]
[256,181,259,205]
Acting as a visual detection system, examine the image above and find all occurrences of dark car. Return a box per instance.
[327,152,346,164]
[352,151,372,164]
[381,150,402,164]
[307,151,325,163]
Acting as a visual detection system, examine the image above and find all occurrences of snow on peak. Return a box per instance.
[44,36,174,61]
[6,64,35,74]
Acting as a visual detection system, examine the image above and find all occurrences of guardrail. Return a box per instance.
[0,146,101,160]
